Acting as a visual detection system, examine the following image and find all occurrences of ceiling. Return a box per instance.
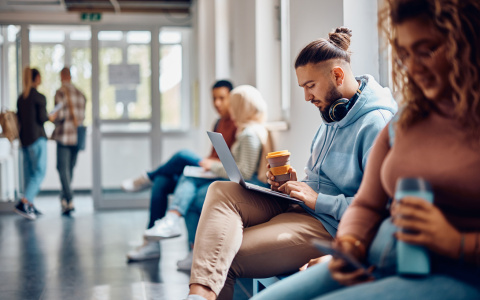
[0,0,192,14]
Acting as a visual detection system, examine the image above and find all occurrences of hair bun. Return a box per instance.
[328,27,352,51]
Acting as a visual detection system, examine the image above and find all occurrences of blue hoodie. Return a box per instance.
[301,74,397,237]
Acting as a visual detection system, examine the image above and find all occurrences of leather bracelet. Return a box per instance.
[336,235,367,258]
[458,233,465,262]
[475,233,480,265]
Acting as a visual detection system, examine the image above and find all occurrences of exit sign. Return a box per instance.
[81,12,102,22]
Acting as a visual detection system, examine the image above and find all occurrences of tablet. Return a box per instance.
[49,102,63,116]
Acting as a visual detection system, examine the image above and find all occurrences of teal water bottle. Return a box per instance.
[395,177,433,276]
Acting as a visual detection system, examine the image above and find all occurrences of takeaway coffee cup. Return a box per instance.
[266,150,291,184]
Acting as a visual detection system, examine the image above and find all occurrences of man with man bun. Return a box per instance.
[186,27,398,300]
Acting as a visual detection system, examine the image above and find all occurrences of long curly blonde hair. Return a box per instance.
[379,0,480,139]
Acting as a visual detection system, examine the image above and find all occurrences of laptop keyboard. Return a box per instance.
[246,183,292,198]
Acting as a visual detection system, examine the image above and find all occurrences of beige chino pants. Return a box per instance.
[189,181,333,299]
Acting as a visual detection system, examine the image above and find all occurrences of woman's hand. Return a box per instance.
[391,196,462,259]
[328,240,374,286]
[199,158,218,171]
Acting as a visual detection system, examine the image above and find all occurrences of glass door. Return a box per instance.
[91,27,160,209]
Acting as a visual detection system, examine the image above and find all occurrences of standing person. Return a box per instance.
[50,67,86,215]
[186,27,398,300]
[252,0,480,299]
[125,80,237,262]
[14,67,48,220]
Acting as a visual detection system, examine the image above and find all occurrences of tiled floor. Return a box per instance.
[0,195,252,300]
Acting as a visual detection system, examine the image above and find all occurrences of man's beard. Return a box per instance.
[319,84,343,122]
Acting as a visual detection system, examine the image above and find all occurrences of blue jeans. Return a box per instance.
[183,175,269,248]
[146,150,201,229]
[184,185,210,247]
[169,175,220,216]
[22,137,47,203]
[56,143,79,203]
[252,218,480,300]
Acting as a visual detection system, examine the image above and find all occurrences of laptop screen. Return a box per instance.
[207,131,247,187]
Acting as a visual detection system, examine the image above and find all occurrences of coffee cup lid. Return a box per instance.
[266,150,291,159]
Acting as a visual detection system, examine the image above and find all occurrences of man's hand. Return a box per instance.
[198,158,219,171]
[266,164,299,191]
[278,179,318,210]
[49,112,58,122]
[266,164,295,191]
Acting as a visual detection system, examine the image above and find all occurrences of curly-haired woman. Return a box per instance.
[252,0,480,299]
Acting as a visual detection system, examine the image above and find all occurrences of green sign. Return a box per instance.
[81,13,102,22]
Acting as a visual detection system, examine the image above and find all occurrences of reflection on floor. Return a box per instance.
[0,195,252,300]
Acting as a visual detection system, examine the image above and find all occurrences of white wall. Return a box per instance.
[343,0,380,80]
[255,0,282,121]
[230,0,257,86]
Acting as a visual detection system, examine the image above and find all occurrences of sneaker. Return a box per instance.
[177,251,193,271]
[14,201,36,220]
[144,213,182,241]
[121,172,152,192]
[127,240,160,262]
[61,199,73,216]
[31,204,43,216]
[68,201,75,212]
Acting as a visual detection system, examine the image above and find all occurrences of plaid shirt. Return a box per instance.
[51,83,86,146]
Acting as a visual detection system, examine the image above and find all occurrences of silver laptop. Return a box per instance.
[207,131,302,203]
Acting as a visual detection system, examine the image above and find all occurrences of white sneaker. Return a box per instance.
[177,251,193,271]
[121,172,152,192]
[144,213,182,241]
[126,240,160,261]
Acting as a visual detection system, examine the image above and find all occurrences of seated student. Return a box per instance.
[252,1,480,299]
[144,85,272,269]
[186,27,398,300]
[125,80,237,261]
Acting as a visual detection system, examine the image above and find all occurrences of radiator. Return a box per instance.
[0,155,15,202]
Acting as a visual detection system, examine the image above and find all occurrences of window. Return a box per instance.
[0,25,21,111]
[159,27,190,131]
[98,30,151,121]
[29,25,92,132]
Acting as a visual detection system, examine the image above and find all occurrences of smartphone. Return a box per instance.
[311,238,368,272]
[49,102,63,116]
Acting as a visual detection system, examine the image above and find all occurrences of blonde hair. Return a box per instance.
[22,67,33,99]
[21,67,40,99]
[379,0,480,139]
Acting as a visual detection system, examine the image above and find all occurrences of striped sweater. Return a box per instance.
[210,125,264,181]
